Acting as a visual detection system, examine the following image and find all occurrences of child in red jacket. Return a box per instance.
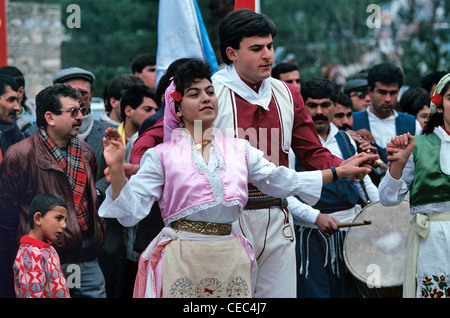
[13,194,70,298]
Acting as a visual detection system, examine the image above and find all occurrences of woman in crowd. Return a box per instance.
[379,73,450,298]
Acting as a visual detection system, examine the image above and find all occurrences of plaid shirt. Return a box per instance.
[40,127,91,231]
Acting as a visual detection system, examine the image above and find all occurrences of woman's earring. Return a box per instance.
[179,122,184,127]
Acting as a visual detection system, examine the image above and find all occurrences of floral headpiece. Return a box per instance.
[430,73,450,115]
[431,93,442,108]
[170,90,182,102]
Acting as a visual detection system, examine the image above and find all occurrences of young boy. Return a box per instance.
[13,194,70,298]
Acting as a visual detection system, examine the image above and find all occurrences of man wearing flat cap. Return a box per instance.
[343,79,372,112]
[55,68,129,298]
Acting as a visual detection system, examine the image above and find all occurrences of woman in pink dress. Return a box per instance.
[98,59,375,298]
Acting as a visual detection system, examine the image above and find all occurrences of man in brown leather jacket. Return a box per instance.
[0,84,106,298]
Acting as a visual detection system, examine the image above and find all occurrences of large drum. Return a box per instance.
[343,200,411,298]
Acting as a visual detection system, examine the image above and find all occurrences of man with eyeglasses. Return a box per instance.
[352,63,421,166]
[51,67,112,206]
[53,68,127,298]
[0,84,106,298]
[343,78,371,112]
[272,62,301,92]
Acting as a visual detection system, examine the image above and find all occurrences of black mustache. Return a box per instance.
[340,124,352,130]
[312,114,328,122]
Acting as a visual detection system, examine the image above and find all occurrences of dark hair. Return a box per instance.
[219,8,276,65]
[398,86,428,114]
[173,59,212,97]
[271,63,299,79]
[420,71,447,95]
[301,78,337,103]
[422,81,450,134]
[0,66,27,107]
[367,63,404,90]
[120,83,156,121]
[155,58,191,107]
[102,74,144,112]
[409,95,431,117]
[0,65,27,106]
[35,83,81,128]
[29,194,67,229]
[172,59,212,113]
[0,73,18,96]
[131,54,156,73]
[0,66,24,88]
[336,92,353,110]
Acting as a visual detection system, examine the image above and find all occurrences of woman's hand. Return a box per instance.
[103,128,125,167]
[387,133,415,180]
[102,128,128,199]
[386,133,415,163]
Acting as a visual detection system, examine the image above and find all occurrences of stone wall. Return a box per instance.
[6,1,64,99]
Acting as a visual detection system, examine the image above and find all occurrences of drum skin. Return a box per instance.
[343,200,411,298]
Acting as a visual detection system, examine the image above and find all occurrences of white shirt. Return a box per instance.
[366,107,422,149]
[379,126,450,214]
[287,123,379,226]
[98,134,324,227]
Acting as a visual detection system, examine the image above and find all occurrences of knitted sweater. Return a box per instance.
[13,235,70,298]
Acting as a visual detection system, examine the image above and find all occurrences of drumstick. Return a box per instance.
[337,220,372,228]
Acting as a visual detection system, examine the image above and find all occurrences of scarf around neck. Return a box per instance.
[211,64,272,110]
[39,127,90,231]
[99,111,120,127]
[77,111,94,140]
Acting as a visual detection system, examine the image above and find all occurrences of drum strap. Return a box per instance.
[404,212,450,298]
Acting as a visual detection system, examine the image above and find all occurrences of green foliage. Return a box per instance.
[393,0,449,86]
[60,0,159,94]
[261,0,389,78]
[11,0,158,95]
[261,0,448,84]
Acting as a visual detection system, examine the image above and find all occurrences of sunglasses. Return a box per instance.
[349,91,369,99]
[59,106,87,118]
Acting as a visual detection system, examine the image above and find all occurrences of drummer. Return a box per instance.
[379,73,450,298]
[288,78,380,298]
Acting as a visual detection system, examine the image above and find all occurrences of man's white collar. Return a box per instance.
[212,64,272,110]
[367,106,398,120]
